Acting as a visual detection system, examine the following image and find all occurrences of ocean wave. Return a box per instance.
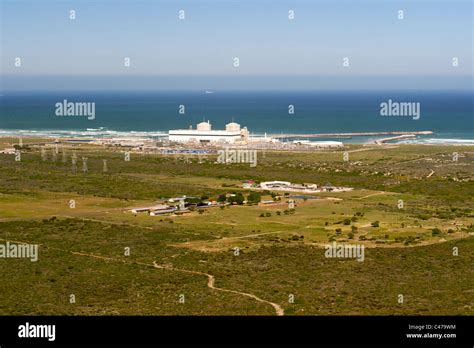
[0,129,168,139]
[398,138,474,145]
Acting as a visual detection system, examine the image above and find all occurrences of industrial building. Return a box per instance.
[169,121,249,144]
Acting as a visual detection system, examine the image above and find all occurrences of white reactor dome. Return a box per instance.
[197,121,211,131]
[225,122,241,132]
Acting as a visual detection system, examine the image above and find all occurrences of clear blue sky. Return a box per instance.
[1,0,472,90]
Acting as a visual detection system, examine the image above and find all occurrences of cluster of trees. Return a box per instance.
[247,192,261,204]
[228,193,245,205]
[216,192,262,205]
[184,196,206,204]
[259,209,295,218]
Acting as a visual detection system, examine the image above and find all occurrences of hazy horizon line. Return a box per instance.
[2,74,472,91]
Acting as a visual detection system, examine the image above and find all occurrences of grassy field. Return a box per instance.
[0,139,472,315]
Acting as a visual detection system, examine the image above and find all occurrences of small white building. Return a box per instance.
[130,204,170,214]
[0,148,16,155]
[260,181,293,190]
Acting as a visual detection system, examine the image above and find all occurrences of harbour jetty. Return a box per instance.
[374,134,416,144]
[274,131,433,139]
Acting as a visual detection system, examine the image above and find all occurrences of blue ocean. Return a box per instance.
[0,90,472,144]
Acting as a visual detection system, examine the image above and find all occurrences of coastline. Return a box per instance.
[1,129,474,146]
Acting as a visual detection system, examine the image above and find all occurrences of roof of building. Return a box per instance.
[169,130,241,136]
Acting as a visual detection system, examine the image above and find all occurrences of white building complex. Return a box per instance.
[169,121,249,144]
[259,181,353,193]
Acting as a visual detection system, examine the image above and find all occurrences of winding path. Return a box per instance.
[357,191,397,199]
[0,238,284,316]
[153,261,284,316]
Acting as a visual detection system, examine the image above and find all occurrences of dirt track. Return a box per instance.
[0,237,284,316]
